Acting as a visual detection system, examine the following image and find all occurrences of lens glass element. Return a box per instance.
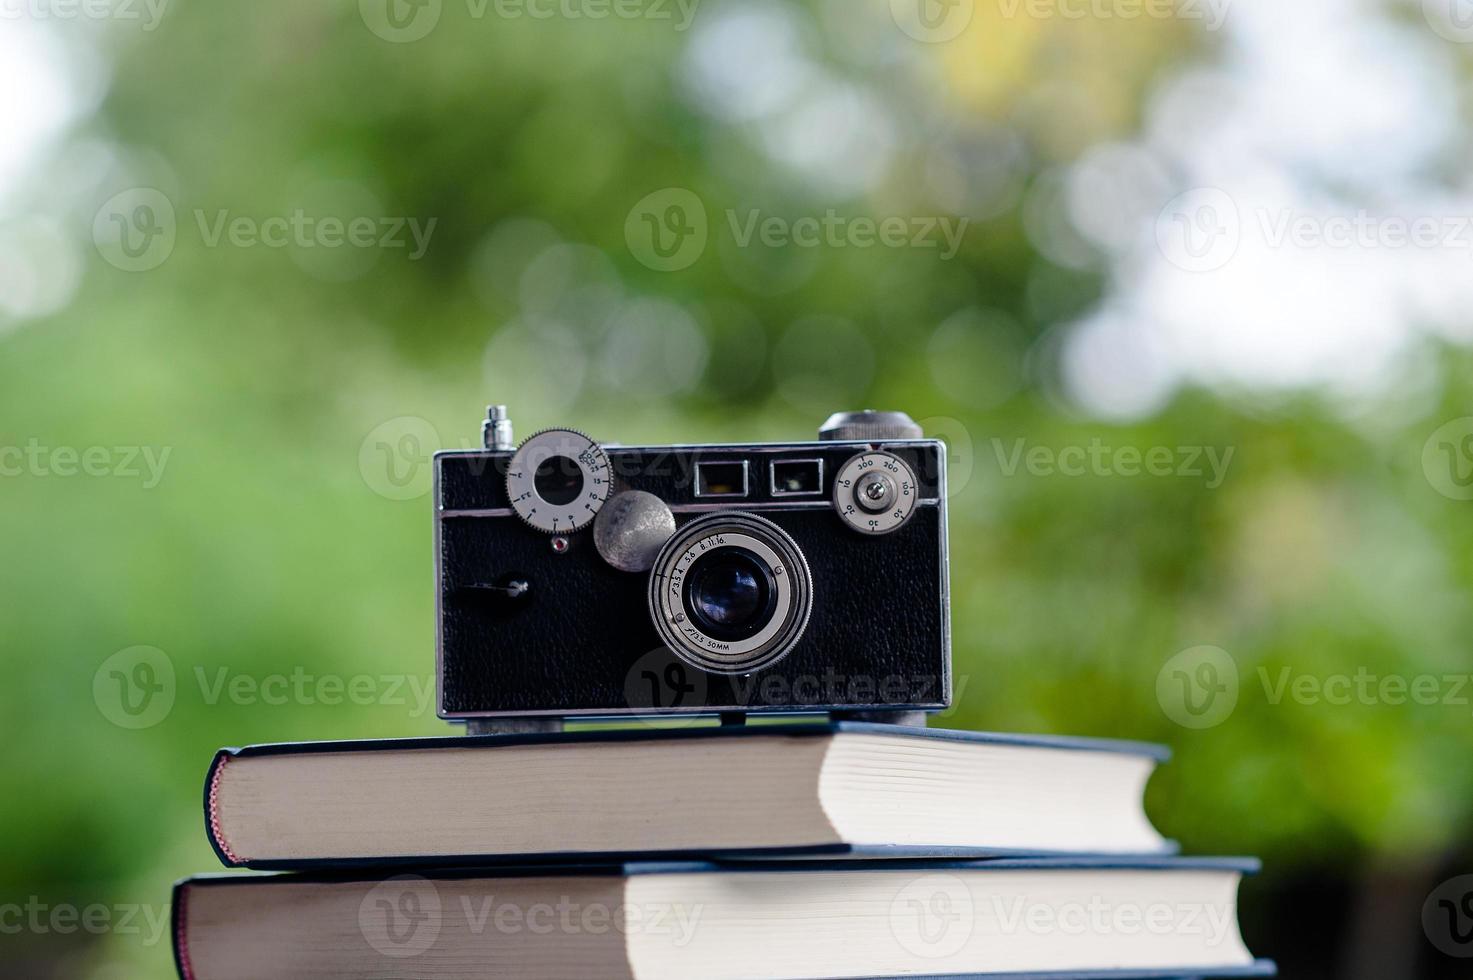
[685,548,774,639]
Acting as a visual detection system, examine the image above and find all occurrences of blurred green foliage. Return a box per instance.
[2,0,1472,975]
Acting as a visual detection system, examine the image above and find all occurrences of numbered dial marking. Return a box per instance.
[505,429,612,534]
[833,450,919,535]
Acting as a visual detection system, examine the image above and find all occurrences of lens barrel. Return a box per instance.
[648,512,812,675]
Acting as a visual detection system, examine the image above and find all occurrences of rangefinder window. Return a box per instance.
[771,459,824,496]
[695,460,749,498]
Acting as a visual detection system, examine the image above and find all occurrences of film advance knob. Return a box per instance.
[818,410,924,442]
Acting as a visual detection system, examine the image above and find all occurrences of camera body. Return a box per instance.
[434,409,950,725]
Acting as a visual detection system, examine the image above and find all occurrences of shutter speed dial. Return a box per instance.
[505,429,612,534]
[833,451,919,535]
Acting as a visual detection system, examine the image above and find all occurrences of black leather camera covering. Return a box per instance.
[437,442,949,716]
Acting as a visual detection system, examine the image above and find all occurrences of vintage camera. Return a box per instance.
[435,407,950,731]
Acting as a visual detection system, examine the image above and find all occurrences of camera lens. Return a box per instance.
[685,548,775,639]
[533,455,583,506]
[649,512,812,675]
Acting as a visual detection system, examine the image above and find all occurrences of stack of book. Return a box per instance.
[173,722,1274,978]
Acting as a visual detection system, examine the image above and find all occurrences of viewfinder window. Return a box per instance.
[696,461,749,497]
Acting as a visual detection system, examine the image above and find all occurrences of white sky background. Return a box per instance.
[1063,0,1473,419]
[0,28,70,197]
[0,17,100,208]
[0,19,101,323]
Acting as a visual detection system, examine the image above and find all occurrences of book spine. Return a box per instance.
[203,751,245,868]
[171,882,194,980]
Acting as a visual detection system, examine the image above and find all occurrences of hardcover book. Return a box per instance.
[174,857,1272,980]
[203,723,1173,869]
